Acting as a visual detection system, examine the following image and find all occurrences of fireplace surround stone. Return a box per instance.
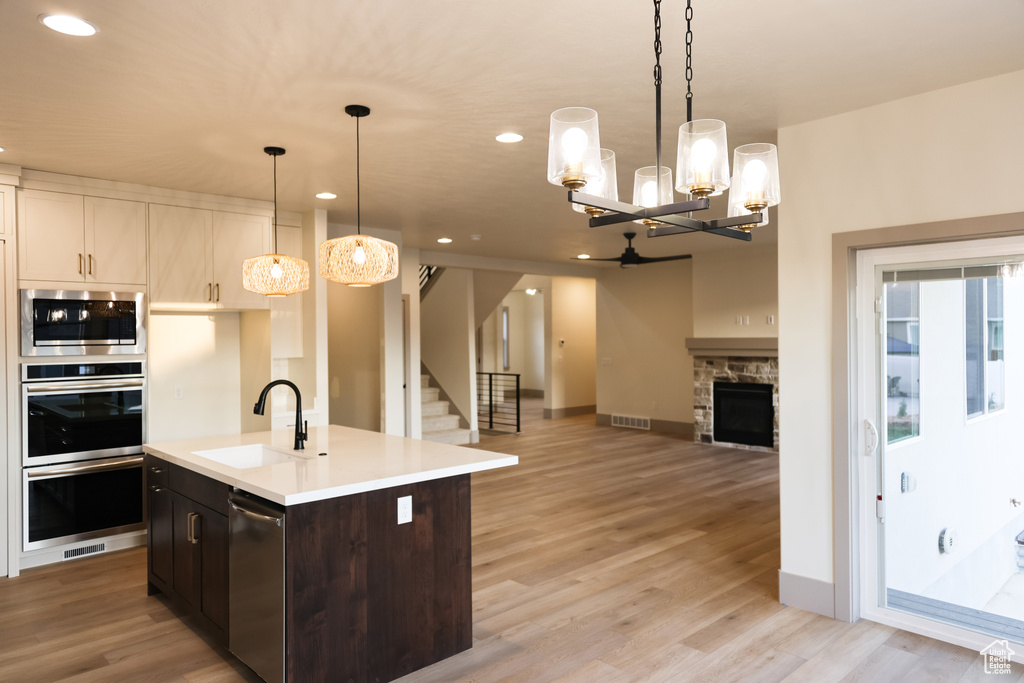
[693,356,779,452]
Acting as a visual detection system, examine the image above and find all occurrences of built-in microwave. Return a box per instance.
[20,289,146,356]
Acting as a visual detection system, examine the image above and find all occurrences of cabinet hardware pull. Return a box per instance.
[150,466,163,473]
[207,283,212,301]
[88,254,94,275]
[78,253,84,275]
[149,485,164,492]
[189,512,200,544]
[214,283,220,302]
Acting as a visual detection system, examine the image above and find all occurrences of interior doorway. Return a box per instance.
[855,236,1024,651]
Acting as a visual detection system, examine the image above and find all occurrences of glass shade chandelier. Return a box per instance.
[318,105,399,287]
[547,0,781,241]
[242,147,310,297]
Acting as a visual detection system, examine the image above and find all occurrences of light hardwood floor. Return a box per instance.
[0,400,1019,682]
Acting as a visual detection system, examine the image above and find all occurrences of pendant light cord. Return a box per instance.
[653,0,663,199]
[272,153,278,253]
[355,114,362,235]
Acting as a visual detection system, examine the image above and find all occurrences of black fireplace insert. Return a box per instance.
[713,381,774,448]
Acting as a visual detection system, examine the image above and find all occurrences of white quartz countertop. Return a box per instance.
[143,425,518,506]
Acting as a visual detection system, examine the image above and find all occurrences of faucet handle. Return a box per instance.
[302,420,309,441]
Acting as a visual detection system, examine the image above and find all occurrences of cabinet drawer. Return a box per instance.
[170,466,230,515]
[145,455,170,488]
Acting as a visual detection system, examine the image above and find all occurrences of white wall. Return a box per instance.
[401,247,422,439]
[545,276,596,413]
[148,312,243,441]
[596,262,693,426]
[327,279,382,431]
[479,287,545,393]
[421,267,478,431]
[777,70,1024,587]
[692,244,778,337]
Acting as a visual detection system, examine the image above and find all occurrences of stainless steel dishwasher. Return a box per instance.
[228,490,286,683]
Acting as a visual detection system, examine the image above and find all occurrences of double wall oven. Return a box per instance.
[20,289,147,553]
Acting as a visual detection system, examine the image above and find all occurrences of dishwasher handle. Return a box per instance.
[228,498,284,526]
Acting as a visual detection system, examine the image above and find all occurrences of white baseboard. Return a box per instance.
[779,569,836,618]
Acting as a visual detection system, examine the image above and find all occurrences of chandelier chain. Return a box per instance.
[653,0,663,197]
[685,0,693,122]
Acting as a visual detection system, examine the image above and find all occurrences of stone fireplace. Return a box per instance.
[687,338,779,452]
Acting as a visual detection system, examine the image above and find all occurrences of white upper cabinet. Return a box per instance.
[150,204,269,309]
[18,189,147,285]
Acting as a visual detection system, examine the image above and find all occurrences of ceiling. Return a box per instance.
[2,1,1023,267]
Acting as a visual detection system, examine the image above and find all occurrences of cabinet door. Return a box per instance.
[150,204,212,305]
[147,483,173,587]
[18,189,85,282]
[85,197,147,284]
[212,211,269,310]
[198,504,229,631]
[0,185,14,236]
[171,493,201,609]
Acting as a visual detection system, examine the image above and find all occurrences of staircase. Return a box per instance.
[421,374,473,445]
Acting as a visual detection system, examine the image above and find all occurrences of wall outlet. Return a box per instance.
[397,495,412,525]
[735,316,743,325]
[767,314,776,325]
[173,386,184,400]
[744,316,750,325]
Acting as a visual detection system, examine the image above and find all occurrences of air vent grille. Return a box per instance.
[611,414,651,430]
[63,543,106,561]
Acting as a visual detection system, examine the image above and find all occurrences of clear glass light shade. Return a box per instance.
[318,234,399,287]
[727,143,781,229]
[242,254,310,296]
[547,107,601,190]
[573,148,618,214]
[676,119,730,198]
[633,166,673,225]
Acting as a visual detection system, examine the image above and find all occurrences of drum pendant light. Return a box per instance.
[318,105,399,287]
[242,147,310,296]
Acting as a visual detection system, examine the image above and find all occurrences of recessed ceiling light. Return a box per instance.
[470,234,481,241]
[525,288,538,296]
[0,146,5,153]
[495,133,523,143]
[577,253,591,260]
[437,237,453,244]
[315,192,337,199]
[39,14,98,36]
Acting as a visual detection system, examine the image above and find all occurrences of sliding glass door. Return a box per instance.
[857,237,1024,650]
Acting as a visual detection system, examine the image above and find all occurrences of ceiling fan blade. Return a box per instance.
[635,254,693,264]
[572,256,623,262]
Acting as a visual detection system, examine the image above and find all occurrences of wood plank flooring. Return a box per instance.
[0,399,1019,682]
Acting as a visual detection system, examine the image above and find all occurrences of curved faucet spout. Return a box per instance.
[253,380,308,450]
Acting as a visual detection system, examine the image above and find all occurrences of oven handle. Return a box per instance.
[26,455,144,479]
[25,380,145,394]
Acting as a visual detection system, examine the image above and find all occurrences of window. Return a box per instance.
[966,277,1004,417]
[885,281,920,443]
[502,306,510,371]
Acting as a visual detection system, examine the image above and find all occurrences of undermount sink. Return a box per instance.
[193,444,311,469]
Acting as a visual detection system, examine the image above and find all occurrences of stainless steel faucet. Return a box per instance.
[253,380,308,450]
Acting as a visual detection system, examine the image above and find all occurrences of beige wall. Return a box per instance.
[545,276,596,413]
[421,267,478,430]
[595,262,693,426]
[327,281,382,431]
[401,247,422,439]
[777,69,1024,587]
[148,312,243,441]
[692,244,778,337]
[480,287,545,392]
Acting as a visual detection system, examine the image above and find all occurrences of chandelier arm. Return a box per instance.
[706,213,764,230]
[647,223,752,242]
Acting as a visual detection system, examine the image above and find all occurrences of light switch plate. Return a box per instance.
[397,495,412,524]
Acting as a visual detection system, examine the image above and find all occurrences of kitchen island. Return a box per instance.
[143,425,518,683]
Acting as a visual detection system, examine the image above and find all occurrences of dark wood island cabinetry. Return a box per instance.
[142,424,513,683]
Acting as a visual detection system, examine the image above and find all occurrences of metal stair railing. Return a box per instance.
[476,372,521,433]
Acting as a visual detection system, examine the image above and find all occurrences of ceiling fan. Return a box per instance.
[577,232,692,268]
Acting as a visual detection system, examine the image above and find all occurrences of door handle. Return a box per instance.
[187,512,200,544]
[864,419,879,455]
